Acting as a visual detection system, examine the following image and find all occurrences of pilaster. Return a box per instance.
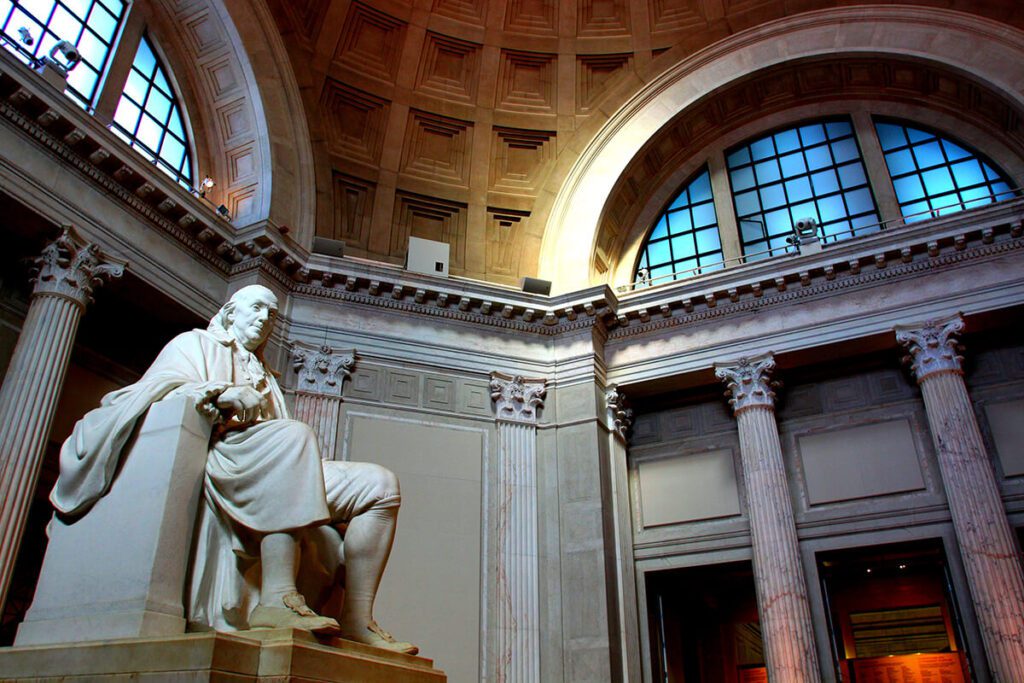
[714,354,821,683]
[290,342,355,460]
[0,227,125,610]
[896,314,1024,682]
[490,371,546,683]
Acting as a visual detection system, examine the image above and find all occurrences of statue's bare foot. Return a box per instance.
[250,592,341,634]
[339,620,419,655]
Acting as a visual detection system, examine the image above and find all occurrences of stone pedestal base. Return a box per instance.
[0,628,445,682]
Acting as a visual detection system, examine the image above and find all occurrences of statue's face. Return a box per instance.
[227,287,278,351]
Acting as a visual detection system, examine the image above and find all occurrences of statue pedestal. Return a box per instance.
[17,396,211,645]
[0,628,446,681]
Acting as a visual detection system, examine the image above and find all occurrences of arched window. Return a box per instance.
[726,118,880,259]
[632,113,1019,288]
[875,120,1015,222]
[635,169,723,287]
[0,0,126,107]
[110,35,193,185]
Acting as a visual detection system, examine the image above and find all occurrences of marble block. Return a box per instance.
[16,396,211,646]
[0,628,446,681]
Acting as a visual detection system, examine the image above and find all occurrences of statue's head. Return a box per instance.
[214,285,279,352]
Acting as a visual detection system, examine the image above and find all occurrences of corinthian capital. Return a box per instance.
[490,371,546,424]
[606,385,633,440]
[291,342,355,397]
[895,314,965,382]
[715,353,778,414]
[30,227,126,306]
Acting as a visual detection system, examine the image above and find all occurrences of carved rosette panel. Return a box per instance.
[291,343,356,398]
[30,226,126,307]
[714,353,778,414]
[605,384,633,440]
[489,371,546,423]
[895,314,965,381]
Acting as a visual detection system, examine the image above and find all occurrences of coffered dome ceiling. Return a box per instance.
[262,0,1024,287]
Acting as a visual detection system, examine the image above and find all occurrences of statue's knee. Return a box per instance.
[366,464,400,507]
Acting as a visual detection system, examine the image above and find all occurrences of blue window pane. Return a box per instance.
[76,30,105,65]
[817,195,846,222]
[695,228,720,253]
[675,259,697,274]
[959,186,993,209]
[66,64,97,100]
[136,113,163,150]
[929,193,958,214]
[779,152,806,178]
[65,0,90,18]
[893,175,925,203]
[774,129,800,153]
[754,159,780,184]
[87,5,118,41]
[884,149,915,176]
[789,202,818,225]
[740,219,763,243]
[838,162,867,189]
[647,240,670,266]
[734,189,759,216]
[907,127,935,144]
[875,123,906,151]
[992,182,1013,200]
[113,97,140,129]
[799,124,826,146]
[922,167,955,196]
[651,215,669,240]
[751,136,775,161]
[831,138,859,164]
[759,184,786,210]
[911,141,943,169]
[826,121,852,139]
[671,235,695,259]
[124,69,147,104]
[134,38,157,77]
[810,169,839,195]
[668,188,690,211]
[667,211,691,235]
[983,164,1001,181]
[851,214,880,232]
[650,265,673,281]
[822,220,850,238]
[168,111,185,139]
[844,188,873,215]
[765,209,791,234]
[689,173,712,202]
[692,202,716,228]
[805,145,832,171]
[145,88,172,123]
[942,140,971,162]
[727,148,750,167]
[785,176,812,202]
[731,167,755,191]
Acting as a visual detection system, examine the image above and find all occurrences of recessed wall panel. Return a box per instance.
[985,399,1024,477]
[798,419,924,505]
[638,449,741,527]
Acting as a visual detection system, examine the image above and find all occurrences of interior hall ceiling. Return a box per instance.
[263,0,1024,286]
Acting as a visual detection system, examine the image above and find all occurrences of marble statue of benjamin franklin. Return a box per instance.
[49,284,416,654]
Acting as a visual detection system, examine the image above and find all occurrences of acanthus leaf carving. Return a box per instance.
[490,371,546,423]
[714,353,779,414]
[895,314,965,381]
[29,226,126,306]
[290,342,356,398]
[605,384,633,440]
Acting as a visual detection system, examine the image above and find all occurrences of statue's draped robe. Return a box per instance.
[51,326,340,630]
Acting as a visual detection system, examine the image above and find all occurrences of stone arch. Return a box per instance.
[535,7,1024,293]
[144,0,315,246]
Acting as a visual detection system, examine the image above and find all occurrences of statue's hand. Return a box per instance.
[216,385,267,424]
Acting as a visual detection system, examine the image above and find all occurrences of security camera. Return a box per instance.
[51,40,81,68]
[17,27,34,46]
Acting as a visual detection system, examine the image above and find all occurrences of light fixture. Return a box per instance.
[198,176,215,198]
[216,204,231,220]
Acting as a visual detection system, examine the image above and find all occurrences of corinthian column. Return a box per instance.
[490,372,546,683]
[715,354,820,683]
[0,227,125,609]
[896,315,1024,682]
[290,342,355,460]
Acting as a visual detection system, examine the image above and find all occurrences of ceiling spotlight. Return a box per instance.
[198,175,215,198]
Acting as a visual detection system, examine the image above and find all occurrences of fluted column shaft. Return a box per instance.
[293,393,342,458]
[716,355,819,683]
[490,372,546,683]
[898,316,1024,682]
[0,228,123,609]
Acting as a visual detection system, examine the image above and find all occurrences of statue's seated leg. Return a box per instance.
[322,461,419,654]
